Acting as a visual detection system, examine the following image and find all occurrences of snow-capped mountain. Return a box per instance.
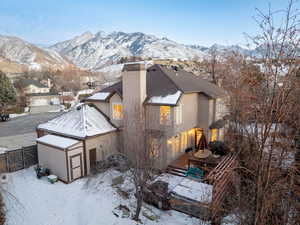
[51,31,208,70]
[0,34,73,72]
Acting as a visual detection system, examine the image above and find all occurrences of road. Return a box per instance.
[0,112,61,150]
[0,112,61,137]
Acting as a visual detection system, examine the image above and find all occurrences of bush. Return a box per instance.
[208,141,229,156]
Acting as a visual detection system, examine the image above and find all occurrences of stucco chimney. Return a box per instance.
[122,63,147,158]
[122,63,147,117]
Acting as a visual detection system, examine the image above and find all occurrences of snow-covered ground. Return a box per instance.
[3,168,207,225]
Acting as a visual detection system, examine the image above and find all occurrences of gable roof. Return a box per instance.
[38,104,116,139]
[86,64,226,105]
[18,79,48,88]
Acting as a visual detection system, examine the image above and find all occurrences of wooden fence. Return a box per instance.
[207,152,239,222]
[0,145,38,173]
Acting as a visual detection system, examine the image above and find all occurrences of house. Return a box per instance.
[16,79,60,107]
[36,63,227,182]
[18,79,50,94]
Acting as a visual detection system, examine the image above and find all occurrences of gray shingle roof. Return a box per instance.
[86,64,226,105]
[19,79,48,88]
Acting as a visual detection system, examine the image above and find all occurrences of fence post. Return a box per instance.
[6,152,9,172]
[22,147,25,169]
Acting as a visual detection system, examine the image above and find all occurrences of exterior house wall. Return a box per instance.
[91,101,110,117]
[37,143,68,182]
[173,93,199,136]
[25,85,50,94]
[85,132,119,175]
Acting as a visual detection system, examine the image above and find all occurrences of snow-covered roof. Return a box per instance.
[148,91,182,105]
[86,92,111,101]
[37,134,80,149]
[154,173,213,204]
[38,104,116,139]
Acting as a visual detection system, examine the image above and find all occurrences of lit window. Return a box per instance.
[211,129,218,142]
[175,104,183,124]
[160,106,171,124]
[112,103,123,120]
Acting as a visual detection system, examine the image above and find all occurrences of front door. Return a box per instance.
[89,148,97,170]
[70,154,82,181]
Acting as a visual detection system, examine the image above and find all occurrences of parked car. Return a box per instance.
[0,113,9,122]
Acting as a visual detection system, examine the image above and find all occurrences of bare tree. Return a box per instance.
[222,1,300,224]
[123,104,160,221]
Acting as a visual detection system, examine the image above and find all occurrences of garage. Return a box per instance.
[36,134,85,183]
[31,98,48,106]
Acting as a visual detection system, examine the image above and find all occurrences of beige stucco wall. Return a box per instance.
[91,101,110,116]
[37,143,68,182]
[85,132,119,174]
[87,93,123,128]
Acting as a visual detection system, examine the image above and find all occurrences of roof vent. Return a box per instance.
[76,106,82,110]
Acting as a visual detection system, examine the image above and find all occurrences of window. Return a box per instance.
[112,103,123,120]
[175,104,183,124]
[211,129,218,142]
[160,106,171,124]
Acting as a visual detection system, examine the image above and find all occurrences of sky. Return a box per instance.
[0,0,294,46]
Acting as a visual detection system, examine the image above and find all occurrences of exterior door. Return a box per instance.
[89,148,97,169]
[70,154,82,181]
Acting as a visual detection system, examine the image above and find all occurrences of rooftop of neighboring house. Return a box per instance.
[37,103,116,139]
[18,79,48,88]
[27,92,58,97]
[85,64,226,106]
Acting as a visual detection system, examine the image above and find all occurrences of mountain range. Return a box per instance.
[0,31,254,73]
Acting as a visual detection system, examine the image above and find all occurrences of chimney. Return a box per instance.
[122,63,147,117]
[122,63,147,159]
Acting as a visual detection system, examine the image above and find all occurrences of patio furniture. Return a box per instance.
[194,149,212,159]
[185,167,205,179]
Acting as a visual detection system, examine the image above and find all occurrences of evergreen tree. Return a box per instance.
[0,71,16,107]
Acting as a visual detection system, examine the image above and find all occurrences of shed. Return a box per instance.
[36,134,84,183]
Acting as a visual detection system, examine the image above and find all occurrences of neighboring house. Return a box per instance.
[17,79,60,107]
[36,63,227,182]
[27,93,60,107]
[18,79,50,94]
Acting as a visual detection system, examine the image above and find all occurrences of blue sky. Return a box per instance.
[0,0,292,46]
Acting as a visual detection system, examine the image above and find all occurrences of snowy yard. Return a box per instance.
[3,168,207,225]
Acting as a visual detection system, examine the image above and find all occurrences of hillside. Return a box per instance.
[0,35,75,73]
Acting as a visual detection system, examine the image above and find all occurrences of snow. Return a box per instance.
[36,134,80,149]
[86,92,111,101]
[154,173,213,204]
[3,168,206,225]
[38,104,116,138]
[9,113,28,118]
[0,147,7,154]
[148,91,182,105]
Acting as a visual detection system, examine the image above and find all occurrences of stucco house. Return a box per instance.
[36,63,227,182]
[16,79,60,107]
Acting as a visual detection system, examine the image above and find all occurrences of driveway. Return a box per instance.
[0,112,62,150]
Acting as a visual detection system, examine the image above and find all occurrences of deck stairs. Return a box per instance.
[166,165,187,177]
